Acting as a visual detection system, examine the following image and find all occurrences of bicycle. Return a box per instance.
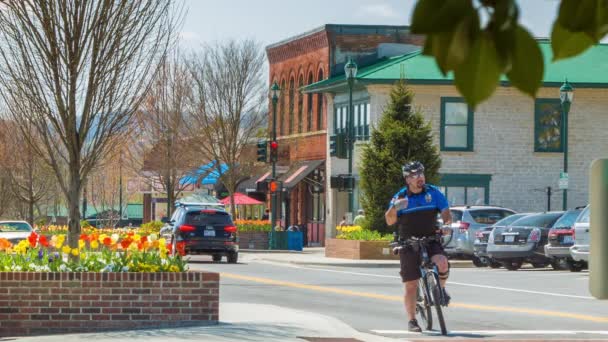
[391,232,452,335]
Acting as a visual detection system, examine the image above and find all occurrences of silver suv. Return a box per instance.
[444,206,516,264]
[569,204,589,271]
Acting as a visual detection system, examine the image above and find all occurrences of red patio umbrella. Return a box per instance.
[220,192,263,205]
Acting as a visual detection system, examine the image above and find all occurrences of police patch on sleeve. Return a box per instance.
[425,193,432,203]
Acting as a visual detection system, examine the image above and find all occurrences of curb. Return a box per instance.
[254,258,474,269]
[240,249,304,254]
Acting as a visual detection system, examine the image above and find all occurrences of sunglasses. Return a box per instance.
[407,172,425,179]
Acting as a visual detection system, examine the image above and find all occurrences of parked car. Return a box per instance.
[160,202,238,263]
[569,205,590,272]
[473,213,532,268]
[543,208,584,270]
[443,206,516,265]
[0,221,35,245]
[487,211,565,270]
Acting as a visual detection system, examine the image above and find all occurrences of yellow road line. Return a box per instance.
[221,272,608,324]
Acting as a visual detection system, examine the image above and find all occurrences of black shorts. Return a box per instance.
[399,240,446,282]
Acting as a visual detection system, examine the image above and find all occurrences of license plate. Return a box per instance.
[563,235,573,244]
[204,230,215,237]
[504,235,515,243]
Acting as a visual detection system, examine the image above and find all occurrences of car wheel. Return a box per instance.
[566,259,585,272]
[472,256,486,267]
[227,252,238,264]
[212,254,222,262]
[503,261,522,271]
[489,260,502,269]
[550,260,563,270]
[531,262,548,268]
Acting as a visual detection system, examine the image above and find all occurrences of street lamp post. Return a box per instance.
[560,79,574,210]
[344,58,358,221]
[270,82,281,249]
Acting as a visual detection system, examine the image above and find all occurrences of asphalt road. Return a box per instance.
[188,255,608,341]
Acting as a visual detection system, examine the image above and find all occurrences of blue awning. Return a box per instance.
[180,161,228,186]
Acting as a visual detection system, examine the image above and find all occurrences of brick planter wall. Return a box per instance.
[238,231,269,250]
[0,271,219,337]
[325,238,399,260]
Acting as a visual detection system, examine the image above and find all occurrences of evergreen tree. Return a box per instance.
[359,80,442,234]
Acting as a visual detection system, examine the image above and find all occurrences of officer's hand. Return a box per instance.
[392,198,408,210]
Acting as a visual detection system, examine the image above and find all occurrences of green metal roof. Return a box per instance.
[126,204,143,219]
[303,41,608,93]
[48,203,143,219]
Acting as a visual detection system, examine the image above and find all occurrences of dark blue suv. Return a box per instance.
[160,203,238,263]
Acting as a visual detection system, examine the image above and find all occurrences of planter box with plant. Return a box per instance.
[325,225,397,260]
[235,220,271,249]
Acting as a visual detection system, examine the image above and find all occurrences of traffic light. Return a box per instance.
[257,140,267,162]
[268,179,282,193]
[269,140,278,162]
[329,133,347,159]
[330,135,337,157]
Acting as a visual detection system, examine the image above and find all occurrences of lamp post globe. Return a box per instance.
[270,81,281,103]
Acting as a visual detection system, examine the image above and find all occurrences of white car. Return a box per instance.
[0,221,35,245]
[569,205,590,271]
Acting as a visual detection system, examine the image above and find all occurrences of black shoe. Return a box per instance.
[443,288,451,306]
[408,319,422,332]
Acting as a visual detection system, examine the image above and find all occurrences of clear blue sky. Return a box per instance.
[180,0,561,48]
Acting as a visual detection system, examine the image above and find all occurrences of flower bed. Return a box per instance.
[0,232,219,336]
[0,232,186,272]
[234,219,271,232]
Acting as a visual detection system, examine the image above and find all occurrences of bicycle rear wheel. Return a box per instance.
[416,278,432,330]
[427,272,447,335]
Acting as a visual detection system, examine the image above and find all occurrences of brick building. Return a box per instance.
[305,41,608,239]
[262,24,423,245]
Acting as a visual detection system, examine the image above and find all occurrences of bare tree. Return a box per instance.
[135,53,198,217]
[1,122,54,225]
[188,40,267,217]
[0,1,181,248]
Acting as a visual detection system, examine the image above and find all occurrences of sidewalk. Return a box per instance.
[240,247,473,268]
[11,303,400,342]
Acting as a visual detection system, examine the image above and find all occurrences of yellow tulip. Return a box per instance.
[90,240,99,249]
[78,240,85,249]
[98,234,108,243]
[71,248,79,256]
[62,246,71,254]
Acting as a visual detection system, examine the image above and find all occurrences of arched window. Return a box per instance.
[307,72,314,132]
[316,69,324,130]
[279,79,286,137]
[288,76,295,135]
[297,74,304,134]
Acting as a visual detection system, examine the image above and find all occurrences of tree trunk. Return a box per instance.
[28,200,34,227]
[67,175,82,250]
[167,188,174,220]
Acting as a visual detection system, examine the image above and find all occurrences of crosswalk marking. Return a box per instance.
[371,330,608,335]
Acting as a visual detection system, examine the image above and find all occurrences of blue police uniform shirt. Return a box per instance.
[389,184,449,238]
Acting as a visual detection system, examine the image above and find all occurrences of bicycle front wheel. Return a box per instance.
[416,277,432,330]
[427,272,447,335]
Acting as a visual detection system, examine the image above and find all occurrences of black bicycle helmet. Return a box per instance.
[402,161,425,177]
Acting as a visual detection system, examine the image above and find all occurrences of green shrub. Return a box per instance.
[336,229,393,241]
[139,221,164,235]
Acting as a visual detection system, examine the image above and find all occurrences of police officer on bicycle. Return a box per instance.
[385,161,452,332]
